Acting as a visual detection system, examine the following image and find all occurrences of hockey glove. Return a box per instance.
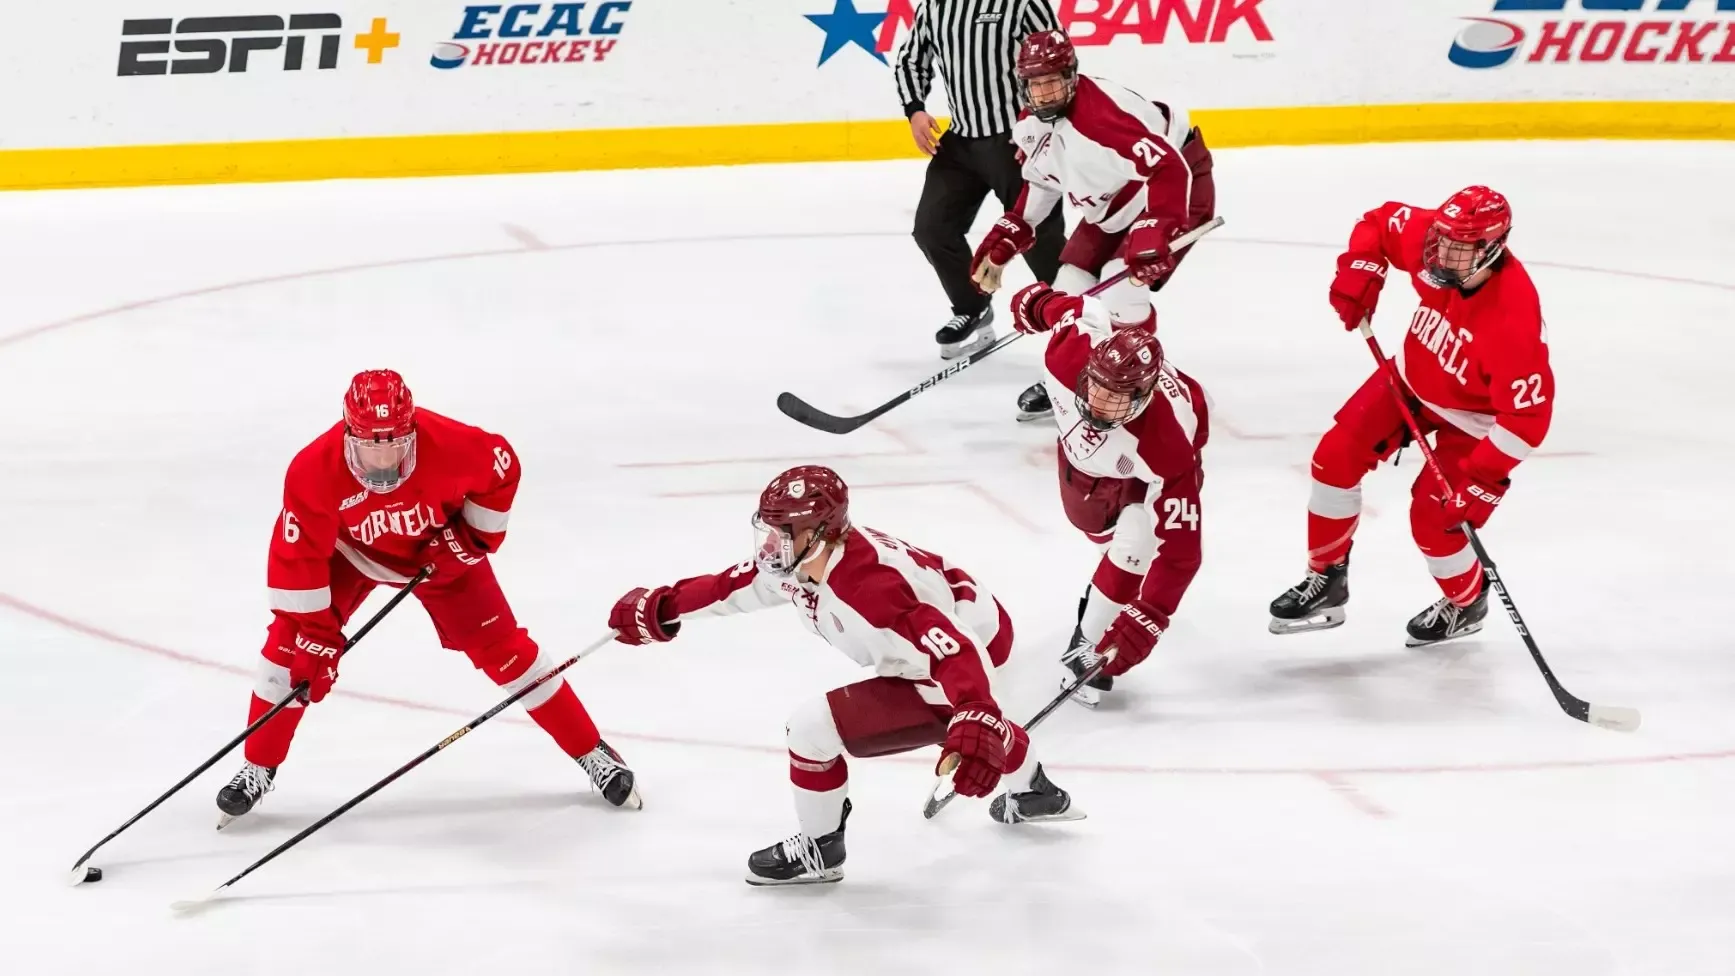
[287,617,345,703]
[1009,282,1084,335]
[1329,251,1388,330]
[970,213,1036,294]
[940,702,1011,798]
[1437,471,1506,532]
[1125,215,1182,287]
[1098,599,1168,678]
[423,522,488,580]
[609,586,681,645]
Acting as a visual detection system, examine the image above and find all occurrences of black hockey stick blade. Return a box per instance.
[778,332,1024,435]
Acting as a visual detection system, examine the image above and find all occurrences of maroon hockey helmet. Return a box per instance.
[753,465,851,576]
[1423,185,1512,288]
[343,369,418,494]
[1016,30,1079,122]
[1077,329,1164,430]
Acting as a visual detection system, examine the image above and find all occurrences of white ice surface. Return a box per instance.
[1,142,1732,975]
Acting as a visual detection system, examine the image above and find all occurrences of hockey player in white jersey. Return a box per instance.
[607,465,1082,886]
[969,27,1218,422]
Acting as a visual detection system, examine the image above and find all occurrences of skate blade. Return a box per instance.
[745,868,843,887]
[215,812,239,831]
[938,330,995,361]
[1405,620,1483,648]
[1268,606,1346,635]
[1016,408,1055,424]
[997,806,1088,825]
[1061,673,1102,708]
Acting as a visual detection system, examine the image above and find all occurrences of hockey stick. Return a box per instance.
[779,216,1226,435]
[170,629,618,914]
[921,649,1116,820]
[1358,321,1639,732]
[66,565,432,886]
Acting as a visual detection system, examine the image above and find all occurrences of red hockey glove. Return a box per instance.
[1125,215,1182,287]
[1009,282,1084,335]
[939,702,1011,798]
[609,586,681,645]
[1436,471,1506,532]
[1329,251,1388,330]
[423,522,488,581]
[288,617,345,703]
[970,213,1036,294]
[1098,599,1168,678]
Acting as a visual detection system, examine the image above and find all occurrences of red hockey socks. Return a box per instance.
[243,693,306,768]
[524,682,602,758]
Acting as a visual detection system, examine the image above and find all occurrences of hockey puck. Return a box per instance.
[84,867,103,884]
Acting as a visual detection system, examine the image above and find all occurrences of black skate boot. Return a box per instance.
[746,799,851,886]
[935,307,995,360]
[1015,382,1054,423]
[1404,587,1489,648]
[1269,556,1351,635]
[1060,624,1113,708]
[577,739,642,810]
[989,764,1086,824]
[215,762,275,829]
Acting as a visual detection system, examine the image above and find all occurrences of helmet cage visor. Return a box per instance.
[345,430,417,493]
[752,513,825,577]
[1020,70,1076,121]
[1423,220,1507,288]
[1075,374,1153,431]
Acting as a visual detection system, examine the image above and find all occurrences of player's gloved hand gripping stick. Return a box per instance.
[1358,319,1639,733]
[778,216,1225,435]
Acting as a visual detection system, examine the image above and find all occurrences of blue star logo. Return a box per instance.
[805,0,887,66]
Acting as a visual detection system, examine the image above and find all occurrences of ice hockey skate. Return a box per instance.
[215,762,275,830]
[935,307,995,360]
[746,799,849,886]
[988,764,1085,824]
[1015,382,1054,422]
[577,739,642,809]
[1060,626,1112,708]
[1404,587,1489,648]
[1269,556,1350,635]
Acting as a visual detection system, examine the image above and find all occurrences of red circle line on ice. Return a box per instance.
[1,228,1727,780]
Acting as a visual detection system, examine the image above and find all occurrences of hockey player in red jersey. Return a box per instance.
[1269,186,1553,647]
[607,466,1083,886]
[968,28,1217,423]
[215,370,639,825]
[1005,283,1210,706]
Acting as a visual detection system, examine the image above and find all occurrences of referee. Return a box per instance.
[896,0,1065,363]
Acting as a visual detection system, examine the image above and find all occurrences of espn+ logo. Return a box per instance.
[1449,0,1735,68]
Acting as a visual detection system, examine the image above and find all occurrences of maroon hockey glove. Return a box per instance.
[1436,470,1506,532]
[609,586,681,645]
[423,522,488,580]
[1009,282,1084,335]
[1329,251,1388,330]
[288,617,345,703]
[970,212,1036,293]
[1125,215,1182,287]
[1098,599,1168,678]
[939,702,1011,798]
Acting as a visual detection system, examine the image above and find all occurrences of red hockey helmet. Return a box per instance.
[342,369,418,493]
[1423,185,1512,288]
[1016,30,1079,122]
[753,465,851,577]
[1077,328,1164,430]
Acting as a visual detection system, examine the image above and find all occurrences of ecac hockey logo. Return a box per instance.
[1448,1,1735,69]
[430,2,629,70]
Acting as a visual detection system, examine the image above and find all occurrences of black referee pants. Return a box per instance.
[913,130,1064,318]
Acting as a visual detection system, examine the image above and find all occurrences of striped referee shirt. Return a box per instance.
[894,0,1060,139]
